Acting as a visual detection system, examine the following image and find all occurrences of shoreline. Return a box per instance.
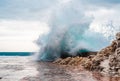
[0,56,38,81]
[22,61,120,81]
[0,56,120,81]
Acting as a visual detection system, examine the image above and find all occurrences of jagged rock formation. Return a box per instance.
[53,32,120,76]
[83,41,117,70]
[83,32,120,71]
[53,56,89,66]
[53,52,97,66]
[108,32,120,76]
[109,48,120,76]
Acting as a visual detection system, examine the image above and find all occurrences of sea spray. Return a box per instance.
[36,22,111,61]
[36,1,119,61]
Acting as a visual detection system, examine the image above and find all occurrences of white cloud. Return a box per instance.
[0,40,38,52]
[0,20,49,52]
[87,8,120,40]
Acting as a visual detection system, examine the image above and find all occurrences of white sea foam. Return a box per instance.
[0,56,38,81]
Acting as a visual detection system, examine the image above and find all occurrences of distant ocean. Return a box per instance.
[0,52,33,56]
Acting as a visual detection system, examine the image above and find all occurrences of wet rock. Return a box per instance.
[83,45,115,71]
[109,48,120,76]
[53,58,63,64]
[54,32,120,76]
[54,56,88,66]
[108,32,120,76]
[84,32,120,71]
[82,58,92,69]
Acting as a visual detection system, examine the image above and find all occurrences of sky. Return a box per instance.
[0,0,120,52]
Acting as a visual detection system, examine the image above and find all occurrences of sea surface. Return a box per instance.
[0,52,33,56]
[0,52,38,81]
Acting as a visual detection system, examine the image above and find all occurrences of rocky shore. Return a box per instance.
[54,32,120,77]
[20,32,120,81]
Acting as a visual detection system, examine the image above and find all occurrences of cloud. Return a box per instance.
[81,0,120,5]
[0,20,49,52]
[0,40,38,52]
[0,0,120,21]
[0,0,58,20]
[74,0,120,9]
[0,20,49,36]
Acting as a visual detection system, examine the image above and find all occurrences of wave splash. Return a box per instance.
[36,1,119,61]
[36,22,114,61]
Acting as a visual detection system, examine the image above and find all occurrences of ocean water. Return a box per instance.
[0,52,33,56]
[0,55,38,81]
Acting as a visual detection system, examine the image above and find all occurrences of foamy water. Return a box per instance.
[0,56,38,81]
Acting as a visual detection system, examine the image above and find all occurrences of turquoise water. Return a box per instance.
[0,52,33,56]
[37,25,109,61]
